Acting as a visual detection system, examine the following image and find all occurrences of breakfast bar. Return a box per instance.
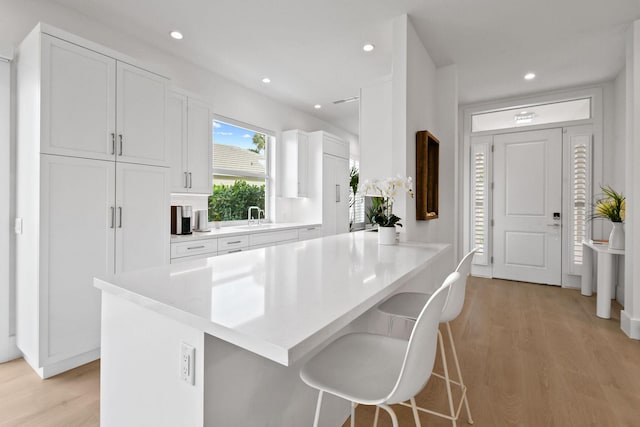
[95,232,451,426]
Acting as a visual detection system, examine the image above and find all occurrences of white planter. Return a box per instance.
[609,222,625,250]
[378,226,397,245]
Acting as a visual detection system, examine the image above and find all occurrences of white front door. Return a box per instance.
[493,128,562,285]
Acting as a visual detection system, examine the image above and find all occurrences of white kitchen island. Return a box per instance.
[95,231,452,427]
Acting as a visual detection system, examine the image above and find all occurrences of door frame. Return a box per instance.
[460,85,604,288]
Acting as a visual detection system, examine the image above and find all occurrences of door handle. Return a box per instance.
[184,172,188,188]
[110,206,115,229]
[118,207,123,228]
[111,133,115,155]
[188,172,193,188]
[336,184,340,203]
[118,134,123,156]
[546,223,560,227]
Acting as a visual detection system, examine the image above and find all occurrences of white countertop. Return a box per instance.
[170,222,321,242]
[582,239,625,255]
[95,232,450,366]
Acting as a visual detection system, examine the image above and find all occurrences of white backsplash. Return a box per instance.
[170,194,208,212]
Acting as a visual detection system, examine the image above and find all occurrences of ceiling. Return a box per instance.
[49,0,640,135]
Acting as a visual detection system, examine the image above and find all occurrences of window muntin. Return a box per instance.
[471,98,591,132]
[209,120,269,222]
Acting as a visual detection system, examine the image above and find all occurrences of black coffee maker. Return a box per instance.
[171,205,192,235]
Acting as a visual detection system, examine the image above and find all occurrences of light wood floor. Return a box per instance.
[1,277,639,426]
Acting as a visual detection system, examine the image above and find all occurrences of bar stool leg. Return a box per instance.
[410,397,422,427]
[350,401,355,427]
[313,390,323,427]
[378,404,399,427]
[439,329,457,427]
[446,322,473,424]
[374,406,380,427]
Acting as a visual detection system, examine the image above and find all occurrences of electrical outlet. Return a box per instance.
[180,342,195,385]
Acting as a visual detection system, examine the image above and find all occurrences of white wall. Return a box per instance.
[390,16,457,259]
[622,21,640,339]
[0,52,19,363]
[613,68,627,305]
[359,79,392,183]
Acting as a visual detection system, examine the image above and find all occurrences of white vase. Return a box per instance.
[378,226,397,245]
[608,222,625,250]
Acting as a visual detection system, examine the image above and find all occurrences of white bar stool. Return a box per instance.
[299,272,459,427]
[376,248,479,426]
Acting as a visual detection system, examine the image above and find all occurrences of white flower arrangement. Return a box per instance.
[359,175,414,227]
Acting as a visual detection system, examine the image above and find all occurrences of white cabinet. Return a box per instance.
[39,155,114,361]
[279,130,309,197]
[40,34,168,166]
[298,225,322,241]
[15,25,170,378]
[115,163,169,274]
[41,35,116,160]
[116,62,168,166]
[307,131,350,236]
[168,90,212,193]
[322,154,350,236]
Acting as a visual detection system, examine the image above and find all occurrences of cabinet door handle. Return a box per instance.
[336,184,340,203]
[306,227,316,231]
[228,249,242,253]
[118,207,123,228]
[227,241,242,245]
[118,134,123,156]
[188,172,192,188]
[187,245,206,250]
[111,133,115,155]
[110,207,115,229]
[184,172,188,188]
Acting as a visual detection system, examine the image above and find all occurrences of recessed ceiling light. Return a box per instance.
[314,104,322,109]
[170,31,183,40]
[524,73,536,80]
[363,43,375,52]
[261,77,271,84]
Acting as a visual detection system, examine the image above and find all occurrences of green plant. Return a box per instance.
[208,180,265,221]
[212,212,223,222]
[593,186,625,223]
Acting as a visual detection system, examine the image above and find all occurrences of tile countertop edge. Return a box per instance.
[285,242,451,365]
[171,222,322,242]
[94,277,292,366]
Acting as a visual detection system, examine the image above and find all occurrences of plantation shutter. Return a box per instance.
[568,135,592,275]
[470,142,490,265]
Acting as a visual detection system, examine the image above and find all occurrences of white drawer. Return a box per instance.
[249,229,299,247]
[250,239,298,250]
[298,226,322,241]
[171,239,218,258]
[218,247,246,256]
[218,235,249,251]
[170,252,217,263]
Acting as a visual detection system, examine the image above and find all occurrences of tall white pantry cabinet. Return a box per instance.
[15,24,170,378]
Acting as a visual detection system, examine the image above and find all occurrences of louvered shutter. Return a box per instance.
[471,142,490,265]
[569,136,591,275]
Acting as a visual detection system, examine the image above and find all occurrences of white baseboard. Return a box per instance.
[621,310,640,339]
[0,335,22,364]
[23,348,101,379]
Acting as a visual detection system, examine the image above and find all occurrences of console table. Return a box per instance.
[581,240,624,319]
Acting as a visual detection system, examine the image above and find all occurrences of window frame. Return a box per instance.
[210,115,273,225]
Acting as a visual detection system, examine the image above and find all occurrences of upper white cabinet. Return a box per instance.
[116,62,168,166]
[168,90,212,194]
[41,35,116,160]
[279,129,309,197]
[40,34,169,166]
[15,24,170,378]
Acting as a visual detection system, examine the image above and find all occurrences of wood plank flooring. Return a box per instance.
[345,277,640,426]
[0,277,638,426]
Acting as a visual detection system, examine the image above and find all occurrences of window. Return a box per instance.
[209,119,270,222]
[471,98,591,132]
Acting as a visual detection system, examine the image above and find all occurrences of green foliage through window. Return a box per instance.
[208,180,265,221]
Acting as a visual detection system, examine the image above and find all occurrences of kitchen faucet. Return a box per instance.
[248,206,260,226]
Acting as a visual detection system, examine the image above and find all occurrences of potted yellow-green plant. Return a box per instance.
[592,186,625,250]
